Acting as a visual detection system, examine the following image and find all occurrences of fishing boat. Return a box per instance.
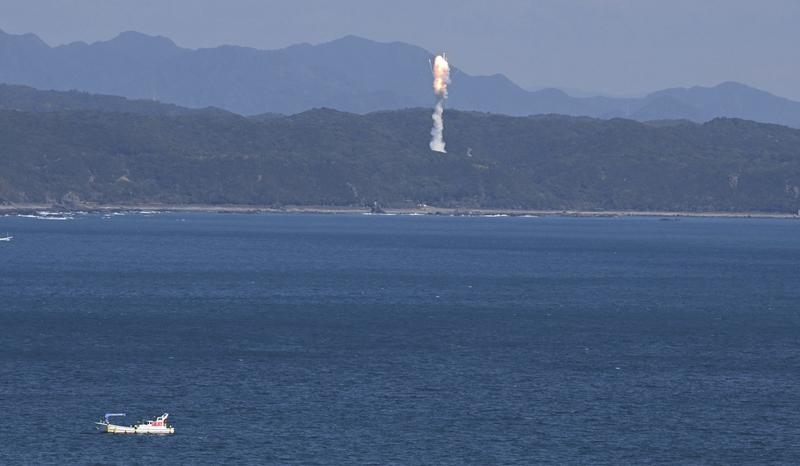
[0,233,12,242]
[95,413,174,434]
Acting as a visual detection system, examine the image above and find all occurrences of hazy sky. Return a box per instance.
[1,0,798,99]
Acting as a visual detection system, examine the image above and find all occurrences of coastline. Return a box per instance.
[1,202,799,219]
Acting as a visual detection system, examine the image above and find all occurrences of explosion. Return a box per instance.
[432,54,450,96]
[430,53,451,153]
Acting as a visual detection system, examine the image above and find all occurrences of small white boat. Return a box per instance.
[95,413,174,434]
[0,234,12,242]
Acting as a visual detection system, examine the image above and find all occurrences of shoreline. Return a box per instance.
[1,203,799,219]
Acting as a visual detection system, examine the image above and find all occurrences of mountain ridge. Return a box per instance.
[2,29,800,126]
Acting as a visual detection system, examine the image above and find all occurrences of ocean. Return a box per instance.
[1,212,799,464]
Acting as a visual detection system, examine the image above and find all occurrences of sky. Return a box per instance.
[1,0,798,100]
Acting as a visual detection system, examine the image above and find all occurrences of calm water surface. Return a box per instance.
[1,213,799,464]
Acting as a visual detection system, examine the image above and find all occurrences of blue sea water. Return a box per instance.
[1,212,800,465]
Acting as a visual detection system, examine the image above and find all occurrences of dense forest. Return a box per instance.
[1,101,800,212]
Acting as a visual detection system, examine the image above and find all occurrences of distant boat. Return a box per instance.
[95,413,174,434]
[0,233,12,242]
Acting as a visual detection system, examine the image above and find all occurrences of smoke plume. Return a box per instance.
[430,53,451,153]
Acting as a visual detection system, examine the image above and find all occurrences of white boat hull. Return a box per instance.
[98,423,174,434]
[96,412,174,434]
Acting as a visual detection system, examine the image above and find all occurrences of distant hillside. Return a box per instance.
[2,29,800,127]
[0,83,231,116]
[1,104,799,213]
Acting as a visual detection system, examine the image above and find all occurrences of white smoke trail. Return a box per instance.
[430,53,450,153]
[430,100,446,152]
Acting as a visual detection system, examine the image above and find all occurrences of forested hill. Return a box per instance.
[0,83,231,117]
[1,106,800,213]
